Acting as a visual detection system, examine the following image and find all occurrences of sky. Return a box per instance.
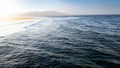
[0,0,120,17]
[18,0,120,14]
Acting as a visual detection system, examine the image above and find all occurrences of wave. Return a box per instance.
[0,16,120,68]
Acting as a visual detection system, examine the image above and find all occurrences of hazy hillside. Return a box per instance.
[21,11,68,17]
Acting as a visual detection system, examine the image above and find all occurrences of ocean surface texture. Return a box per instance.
[0,15,120,68]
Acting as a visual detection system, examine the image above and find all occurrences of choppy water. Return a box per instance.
[0,15,120,68]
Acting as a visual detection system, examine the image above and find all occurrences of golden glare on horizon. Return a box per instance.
[0,0,32,36]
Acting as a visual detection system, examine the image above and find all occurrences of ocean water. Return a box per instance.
[0,15,120,68]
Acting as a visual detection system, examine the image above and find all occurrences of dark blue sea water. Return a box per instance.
[0,15,120,68]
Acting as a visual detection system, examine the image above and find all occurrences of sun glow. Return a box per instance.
[0,0,30,36]
[0,0,22,20]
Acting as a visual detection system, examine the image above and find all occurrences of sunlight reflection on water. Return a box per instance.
[0,16,120,68]
[0,20,39,36]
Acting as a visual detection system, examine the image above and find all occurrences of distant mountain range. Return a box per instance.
[21,11,69,17]
[18,11,120,17]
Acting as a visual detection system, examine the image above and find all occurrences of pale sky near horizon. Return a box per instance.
[0,0,120,16]
[18,0,120,14]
